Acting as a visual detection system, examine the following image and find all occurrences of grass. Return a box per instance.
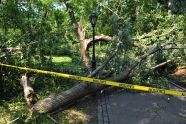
[50,56,84,74]
[51,56,72,63]
[1,42,110,124]
[0,99,28,124]
[0,96,96,124]
[0,55,92,124]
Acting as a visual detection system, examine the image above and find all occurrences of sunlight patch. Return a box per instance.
[66,109,91,123]
[52,56,72,63]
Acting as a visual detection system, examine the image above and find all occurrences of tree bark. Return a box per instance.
[20,75,37,105]
[27,0,186,115]
[30,43,121,113]
[65,1,115,69]
[30,43,178,113]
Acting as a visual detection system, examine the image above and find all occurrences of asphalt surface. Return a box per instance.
[98,89,186,124]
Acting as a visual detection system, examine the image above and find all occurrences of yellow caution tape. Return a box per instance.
[0,63,186,97]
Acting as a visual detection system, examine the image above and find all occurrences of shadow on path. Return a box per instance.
[98,89,186,124]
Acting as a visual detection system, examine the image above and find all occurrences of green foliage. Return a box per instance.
[0,0,185,123]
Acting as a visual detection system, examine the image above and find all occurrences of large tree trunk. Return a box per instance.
[30,43,182,113]
[30,73,129,113]
[28,1,185,114]
[31,83,104,113]
[30,59,142,113]
[65,1,114,69]
[30,43,121,113]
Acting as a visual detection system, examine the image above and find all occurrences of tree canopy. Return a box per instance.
[0,0,185,123]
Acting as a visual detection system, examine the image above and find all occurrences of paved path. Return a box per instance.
[98,89,186,124]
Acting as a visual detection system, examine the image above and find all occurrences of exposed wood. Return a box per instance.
[85,34,114,50]
[65,2,175,68]
[83,35,114,69]
[65,1,175,68]
[30,42,121,113]
[65,1,88,67]
[65,1,117,69]
[30,1,186,114]
[171,66,186,76]
[20,75,37,106]
[29,43,180,114]
[169,66,186,90]
[150,60,171,70]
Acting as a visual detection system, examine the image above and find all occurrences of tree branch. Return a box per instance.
[30,43,184,114]
[30,42,121,113]
[112,44,185,82]
[150,60,171,70]
[85,34,114,50]
[88,42,121,76]
[132,26,176,41]
[65,1,85,41]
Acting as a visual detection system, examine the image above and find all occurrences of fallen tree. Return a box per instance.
[18,0,186,114]
[27,43,184,114]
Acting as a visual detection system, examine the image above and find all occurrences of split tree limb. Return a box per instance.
[151,60,171,70]
[20,75,37,106]
[65,1,117,69]
[30,43,182,113]
[85,34,114,50]
[31,0,185,114]
[30,42,121,113]
[65,0,176,68]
